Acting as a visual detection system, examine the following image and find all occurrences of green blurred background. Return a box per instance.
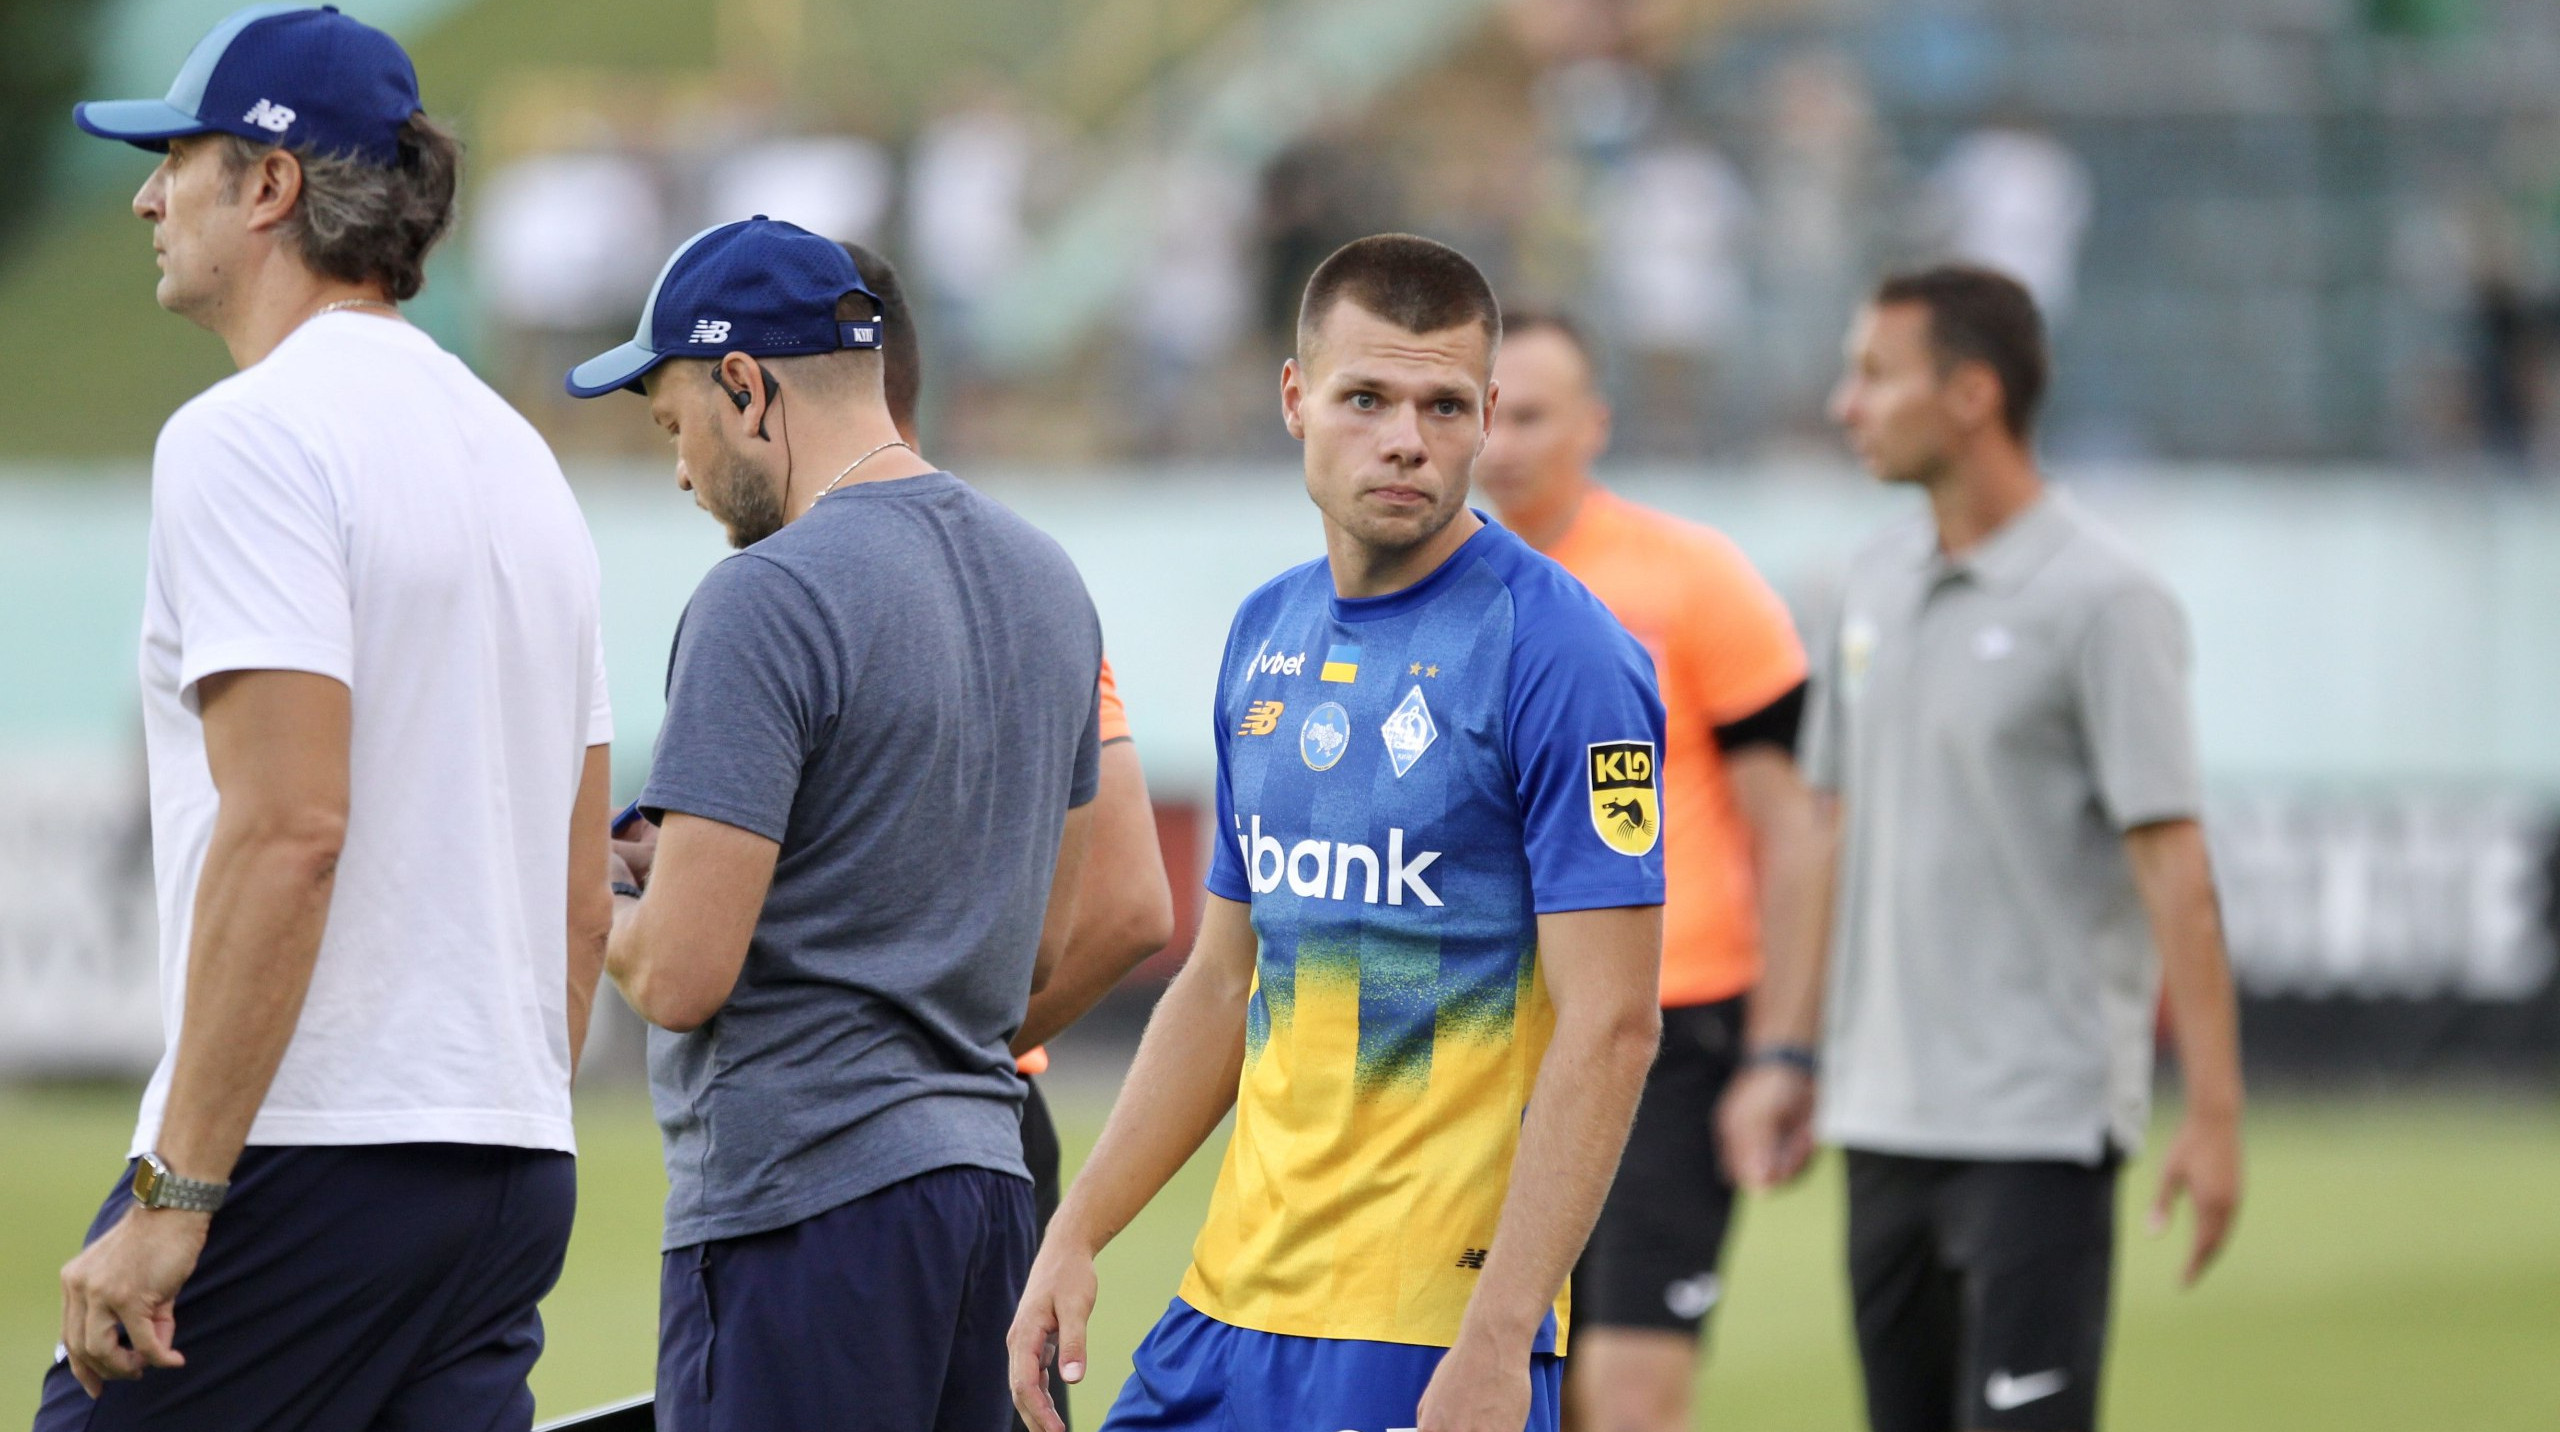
[6,1074,2558,1429]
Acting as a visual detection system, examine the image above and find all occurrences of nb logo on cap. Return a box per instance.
[689,320,732,344]
[242,99,296,133]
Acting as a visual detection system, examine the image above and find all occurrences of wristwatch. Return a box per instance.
[130,1152,227,1214]
[1744,1043,1821,1078]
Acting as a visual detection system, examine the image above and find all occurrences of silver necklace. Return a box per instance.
[814,439,916,502]
[312,298,399,319]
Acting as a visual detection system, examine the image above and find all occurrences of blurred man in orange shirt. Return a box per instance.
[1478,312,1829,1432]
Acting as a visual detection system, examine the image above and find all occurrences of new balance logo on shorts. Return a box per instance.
[689,319,732,344]
[242,99,295,132]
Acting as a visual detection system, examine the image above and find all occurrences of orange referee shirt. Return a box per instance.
[1544,489,1806,1007]
[1016,656,1131,1078]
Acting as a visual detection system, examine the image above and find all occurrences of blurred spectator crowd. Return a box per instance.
[464,0,2560,472]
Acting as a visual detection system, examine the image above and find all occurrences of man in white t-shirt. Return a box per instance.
[44,9,614,1430]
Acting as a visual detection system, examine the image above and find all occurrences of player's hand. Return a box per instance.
[611,816,659,889]
[58,1205,209,1397]
[1718,1063,1818,1191]
[1007,1235,1098,1432]
[2149,1107,2242,1287]
[1415,1327,1531,1432]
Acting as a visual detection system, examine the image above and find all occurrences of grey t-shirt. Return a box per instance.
[1802,491,2200,1162]
[639,471,1102,1248]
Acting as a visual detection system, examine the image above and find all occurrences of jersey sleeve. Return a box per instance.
[1096,654,1132,744]
[1205,611,1252,903]
[152,399,354,703]
[1506,590,1669,914]
[1681,530,1808,727]
[1798,606,1846,794]
[639,555,838,844]
[2077,578,2202,829]
[585,617,615,748]
[1069,663,1103,809]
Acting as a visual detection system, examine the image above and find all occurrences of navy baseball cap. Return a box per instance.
[73,4,419,167]
[566,217,883,400]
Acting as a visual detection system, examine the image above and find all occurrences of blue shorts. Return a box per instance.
[1098,1300,1563,1432]
[656,1164,1034,1432]
[34,1143,574,1432]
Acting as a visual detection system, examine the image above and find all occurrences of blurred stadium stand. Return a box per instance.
[4,0,2558,464]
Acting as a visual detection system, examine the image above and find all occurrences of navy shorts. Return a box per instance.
[1099,1300,1563,1432]
[656,1165,1035,1432]
[34,1142,575,1432]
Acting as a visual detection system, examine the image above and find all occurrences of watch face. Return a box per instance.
[132,1159,163,1203]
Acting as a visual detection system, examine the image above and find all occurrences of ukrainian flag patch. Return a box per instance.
[1319,643,1361,684]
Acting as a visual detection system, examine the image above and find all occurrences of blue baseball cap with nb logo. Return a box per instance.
[73,4,420,168]
[565,217,884,399]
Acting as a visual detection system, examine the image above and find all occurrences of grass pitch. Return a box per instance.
[4,1075,2555,1429]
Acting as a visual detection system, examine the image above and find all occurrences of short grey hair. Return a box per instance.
[218,111,461,301]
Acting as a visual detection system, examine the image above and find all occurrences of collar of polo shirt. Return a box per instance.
[1923,491,2074,592]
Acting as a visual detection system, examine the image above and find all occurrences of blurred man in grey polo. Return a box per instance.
[1721,265,2244,1432]
[44,7,613,1429]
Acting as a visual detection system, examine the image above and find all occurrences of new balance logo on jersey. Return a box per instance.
[1235,816,1441,906]
[242,99,295,132]
[1244,640,1306,679]
[1237,700,1285,737]
[689,319,733,344]
[1454,1248,1488,1270]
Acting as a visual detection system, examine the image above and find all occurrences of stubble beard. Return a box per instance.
[703,441,787,549]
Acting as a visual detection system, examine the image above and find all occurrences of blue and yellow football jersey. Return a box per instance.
[1183,518,1667,1352]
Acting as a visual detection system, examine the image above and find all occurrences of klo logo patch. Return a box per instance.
[1587,741,1659,856]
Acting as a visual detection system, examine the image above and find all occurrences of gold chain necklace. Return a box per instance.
[814,439,917,502]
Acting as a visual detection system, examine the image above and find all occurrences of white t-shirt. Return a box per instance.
[132,312,610,1158]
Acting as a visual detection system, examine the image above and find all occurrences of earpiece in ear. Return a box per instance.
[728,383,752,411]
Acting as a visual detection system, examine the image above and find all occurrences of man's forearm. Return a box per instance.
[1735,763,1836,1050]
[2162,926,2242,1120]
[2140,826,2244,1120]
[1457,993,1658,1346]
[1047,948,1250,1254]
[154,822,340,1182]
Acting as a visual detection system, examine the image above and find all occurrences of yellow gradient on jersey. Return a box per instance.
[1180,944,1567,1348]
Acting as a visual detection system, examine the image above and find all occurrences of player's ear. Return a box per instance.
[1280,356,1308,442]
[1585,389,1614,464]
[1946,358,2004,435]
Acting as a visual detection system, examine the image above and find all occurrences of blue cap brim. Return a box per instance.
[73,99,216,151]
[564,341,668,400]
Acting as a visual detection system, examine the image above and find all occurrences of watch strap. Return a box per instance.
[1744,1042,1821,1078]
[132,1152,228,1213]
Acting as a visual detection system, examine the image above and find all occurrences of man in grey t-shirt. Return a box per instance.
[569,219,1101,1432]
[1721,268,2243,1432]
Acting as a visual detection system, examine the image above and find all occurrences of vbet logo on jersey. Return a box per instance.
[1300,701,1350,771]
[1587,740,1660,856]
[1245,640,1307,679]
